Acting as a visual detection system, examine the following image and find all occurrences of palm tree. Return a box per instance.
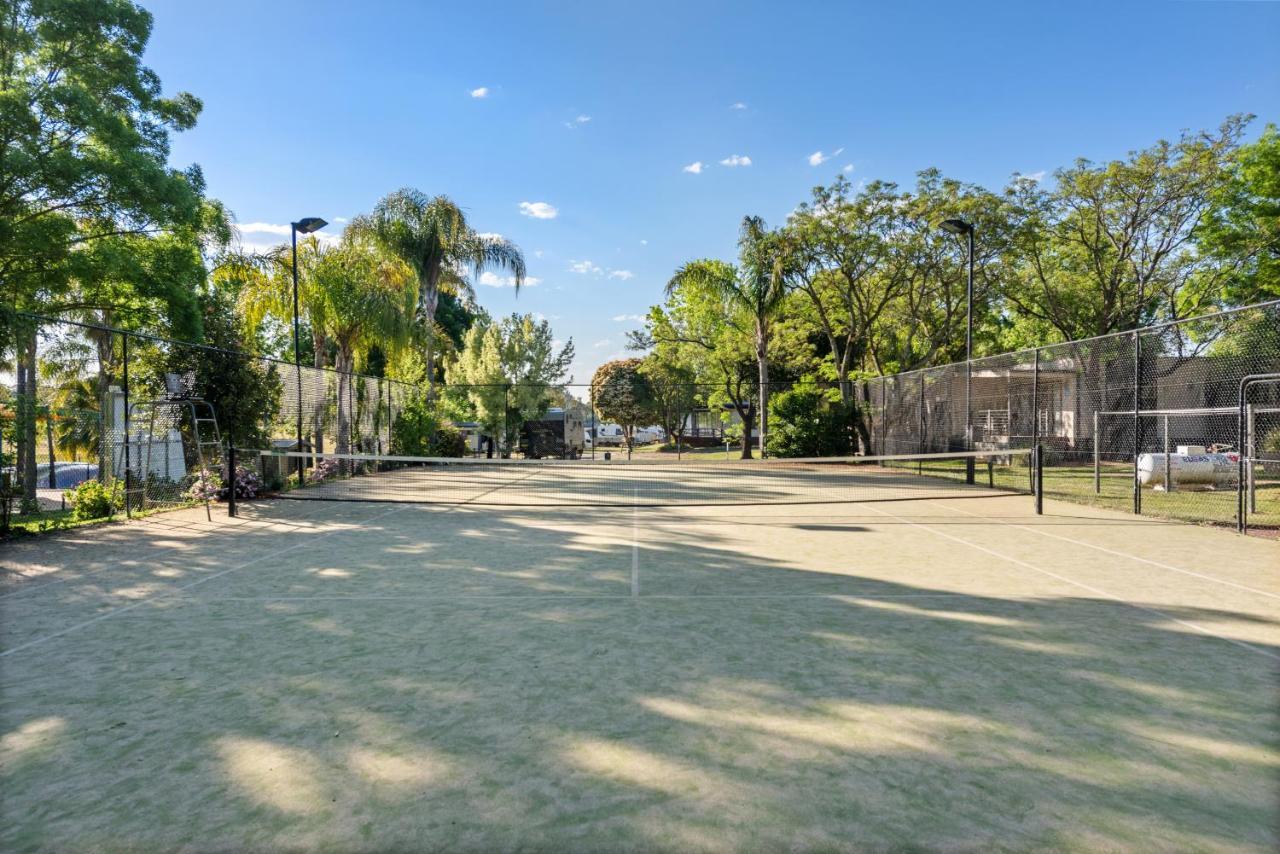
[350,189,526,392]
[307,237,416,453]
[667,216,789,456]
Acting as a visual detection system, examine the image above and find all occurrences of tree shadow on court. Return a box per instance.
[2,501,1277,851]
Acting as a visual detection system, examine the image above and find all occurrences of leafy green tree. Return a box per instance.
[1200,123,1280,303]
[638,357,698,446]
[0,0,218,507]
[590,359,655,455]
[448,314,573,455]
[766,386,856,458]
[668,216,788,455]
[1004,116,1251,341]
[351,190,525,391]
[164,289,282,449]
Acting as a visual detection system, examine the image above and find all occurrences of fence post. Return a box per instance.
[1132,331,1142,516]
[1035,444,1044,515]
[1093,410,1100,494]
[122,331,131,519]
[1032,348,1040,494]
[589,384,596,461]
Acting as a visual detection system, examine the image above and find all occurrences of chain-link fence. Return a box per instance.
[2,313,415,529]
[856,300,1280,534]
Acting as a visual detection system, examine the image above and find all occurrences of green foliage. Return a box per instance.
[447,314,574,453]
[1200,124,1280,304]
[64,479,122,521]
[165,290,282,448]
[765,388,856,458]
[591,359,655,448]
[391,396,466,458]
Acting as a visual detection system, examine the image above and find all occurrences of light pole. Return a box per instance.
[291,217,327,481]
[939,217,975,484]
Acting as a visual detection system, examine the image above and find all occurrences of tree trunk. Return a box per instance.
[420,283,440,398]
[16,327,38,510]
[335,348,353,455]
[756,323,769,457]
[740,402,755,460]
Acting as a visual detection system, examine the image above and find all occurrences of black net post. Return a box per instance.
[227,445,238,518]
[1031,347,1040,493]
[1035,444,1044,515]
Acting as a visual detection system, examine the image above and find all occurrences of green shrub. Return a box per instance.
[766,388,856,458]
[64,479,122,520]
[392,397,466,458]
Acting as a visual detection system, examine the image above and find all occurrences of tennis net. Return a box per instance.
[246,448,1041,508]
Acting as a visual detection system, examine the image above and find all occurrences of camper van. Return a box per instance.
[592,423,626,446]
[520,408,585,459]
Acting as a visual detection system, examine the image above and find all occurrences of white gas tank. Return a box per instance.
[1137,451,1239,488]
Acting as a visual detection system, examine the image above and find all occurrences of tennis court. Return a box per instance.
[2,452,1278,851]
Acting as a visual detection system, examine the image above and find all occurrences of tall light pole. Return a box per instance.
[291,217,327,481]
[939,217,975,484]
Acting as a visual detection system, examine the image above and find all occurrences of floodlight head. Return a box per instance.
[293,217,328,234]
[938,217,973,235]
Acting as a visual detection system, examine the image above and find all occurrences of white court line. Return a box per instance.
[858,502,1280,662]
[0,500,343,601]
[0,503,413,658]
[932,501,1280,602]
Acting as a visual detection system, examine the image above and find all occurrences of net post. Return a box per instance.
[1093,410,1100,494]
[1247,403,1256,514]
[227,445,237,518]
[1035,444,1044,515]
[1031,347,1040,493]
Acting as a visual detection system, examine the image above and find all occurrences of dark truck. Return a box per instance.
[519,408,585,459]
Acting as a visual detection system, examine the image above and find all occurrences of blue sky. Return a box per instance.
[144,0,1280,385]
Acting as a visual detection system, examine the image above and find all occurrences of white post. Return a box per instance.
[1163,414,1172,492]
[1248,404,1257,513]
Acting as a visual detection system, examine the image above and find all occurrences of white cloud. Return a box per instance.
[592,339,611,348]
[533,249,544,258]
[640,239,648,246]
[238,222,292,236]
[683,161,705,174]
[612,313,645,323]
[564,114,591,129]
[569,259,602,275]
[730,101,747,110]
[333,216,349,224]
[1018,170,1047,183]
[478,272,540,288]
[470,87,489,98]
[607,270,634,280]
[808,147,845,167]
[719,154,752,167]
[519,201,558,219]
[475,231,505,241]
[842,164,854,173]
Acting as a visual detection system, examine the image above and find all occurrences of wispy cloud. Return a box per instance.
[519,201,558,219]
[569,259,602,275]
[237,221,341,246]
[592,339,611,348]
[478,272,540,288]
[607,270,634,281]
[719,154,752,167]
[1017,170,1047,183]
[842,164,854,173]
[332,216,349,224]
[730,101,747,110]
[470,87,489,98]
[564,114,591,129]
[682,161,706,174]
[640,239,648,246]
[808,147,845,167]
[612,313,645,323]
[475,231,504,241]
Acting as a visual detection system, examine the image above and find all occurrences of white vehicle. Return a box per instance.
[592,424,626,446]
[633,426,663,445]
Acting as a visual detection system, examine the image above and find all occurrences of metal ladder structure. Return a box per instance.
[125,374,223,521]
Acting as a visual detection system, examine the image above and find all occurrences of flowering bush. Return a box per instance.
[307,458,343,484]
[186,465,262,502]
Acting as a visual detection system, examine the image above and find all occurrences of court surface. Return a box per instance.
[2,491,1277,851]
